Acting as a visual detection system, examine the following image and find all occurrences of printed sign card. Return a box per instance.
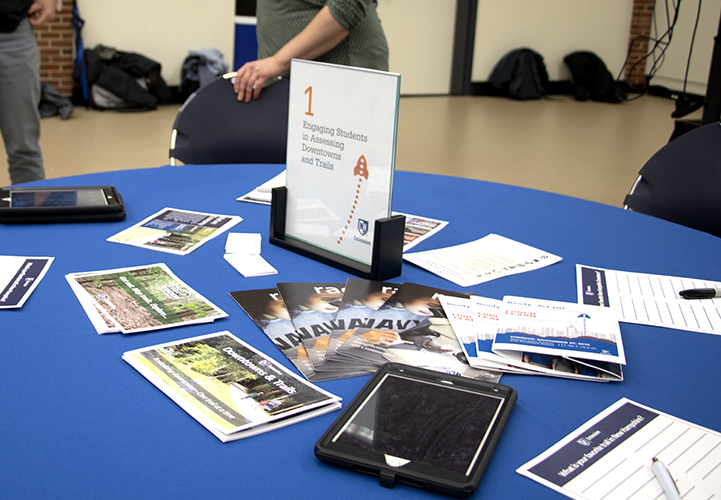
[284,60,400,266]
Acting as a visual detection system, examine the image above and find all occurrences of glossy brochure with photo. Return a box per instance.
[66,263,227,334]
[123,331,342,442]
[276,282,370,380]
[107,207,241,255]
[392,212,448,251]
[336,282,503,382]
[229,288,316,381]
[327,278,401,363]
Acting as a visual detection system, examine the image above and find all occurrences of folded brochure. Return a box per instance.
[123,331,341,442]
[440,295,624,381]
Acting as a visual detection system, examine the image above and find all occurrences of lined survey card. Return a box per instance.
[404,234,562,287]
[518,398,721,500]
[577,265,721,335]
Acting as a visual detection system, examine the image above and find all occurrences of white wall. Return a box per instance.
[79,0,235,87]
[649,0,721,95]
[472,0,635,82]
[377,0,457,95]
[77,0,718,95]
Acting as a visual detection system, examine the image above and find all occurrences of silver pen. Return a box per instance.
[652,457,681,500]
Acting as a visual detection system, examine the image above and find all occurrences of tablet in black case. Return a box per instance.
[0,186,125,224]
[315,363,517,498]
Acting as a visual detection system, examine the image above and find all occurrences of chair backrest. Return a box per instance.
[624,121,721,237]
[169,75,289,165]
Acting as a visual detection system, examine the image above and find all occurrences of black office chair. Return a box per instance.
[169,74,290,165]
[623,121,721,238]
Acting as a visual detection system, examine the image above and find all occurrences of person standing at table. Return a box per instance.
[234,0,389,102]
[0,0,54,185]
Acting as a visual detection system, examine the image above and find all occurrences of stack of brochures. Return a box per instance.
[66,263,228,334]
[230,279,504,383]
[231,278,626,383]
[124,331,341,442]
[440,295,625,381]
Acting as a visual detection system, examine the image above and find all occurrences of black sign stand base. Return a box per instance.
[269,187,404,281]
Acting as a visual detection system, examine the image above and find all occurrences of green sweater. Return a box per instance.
[256,0,389,72]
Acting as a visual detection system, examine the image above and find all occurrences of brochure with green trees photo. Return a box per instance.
[123,331,342,442]
[66,263,227,334]
[107,208,241,255]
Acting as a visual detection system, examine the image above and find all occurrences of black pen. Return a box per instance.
[679,288,721,299]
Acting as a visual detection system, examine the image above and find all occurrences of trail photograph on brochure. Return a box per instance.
[107,207,241,255]
[67,263,227,334]
[123,331,341,442]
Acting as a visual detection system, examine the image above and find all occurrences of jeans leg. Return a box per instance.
[0,18,45,185]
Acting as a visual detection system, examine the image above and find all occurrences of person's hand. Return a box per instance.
[233,56,287,102]
[28,0,56,27]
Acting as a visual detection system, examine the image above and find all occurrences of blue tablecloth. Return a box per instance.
[2,164,720,499]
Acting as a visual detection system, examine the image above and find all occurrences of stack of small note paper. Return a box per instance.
[223,233,277,277]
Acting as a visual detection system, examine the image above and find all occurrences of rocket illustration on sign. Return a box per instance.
[338,155,368,245]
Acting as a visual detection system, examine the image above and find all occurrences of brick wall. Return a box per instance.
[35,0,75,96]
[626,0,654,86]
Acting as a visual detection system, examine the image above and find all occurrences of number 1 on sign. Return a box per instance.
[304,86,314,116]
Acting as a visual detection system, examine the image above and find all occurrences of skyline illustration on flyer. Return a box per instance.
[439,295,624,382]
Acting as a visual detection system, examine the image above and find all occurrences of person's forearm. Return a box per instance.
[271,6,349,72]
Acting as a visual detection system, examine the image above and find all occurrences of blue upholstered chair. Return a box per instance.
[624,121,721,238]
[169,74,289,165]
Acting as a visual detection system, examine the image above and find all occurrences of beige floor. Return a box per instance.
[1,94,701,207]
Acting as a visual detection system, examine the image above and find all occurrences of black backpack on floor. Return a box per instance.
[489,48,550,100]
[563,51,626,103]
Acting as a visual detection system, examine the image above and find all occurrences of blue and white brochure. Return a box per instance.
[439,294,525,373]
[0,256,53,309]
[492,296,625,381]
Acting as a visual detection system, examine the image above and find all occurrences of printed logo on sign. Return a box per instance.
[576,438,592,446]
[358,219,369,236]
